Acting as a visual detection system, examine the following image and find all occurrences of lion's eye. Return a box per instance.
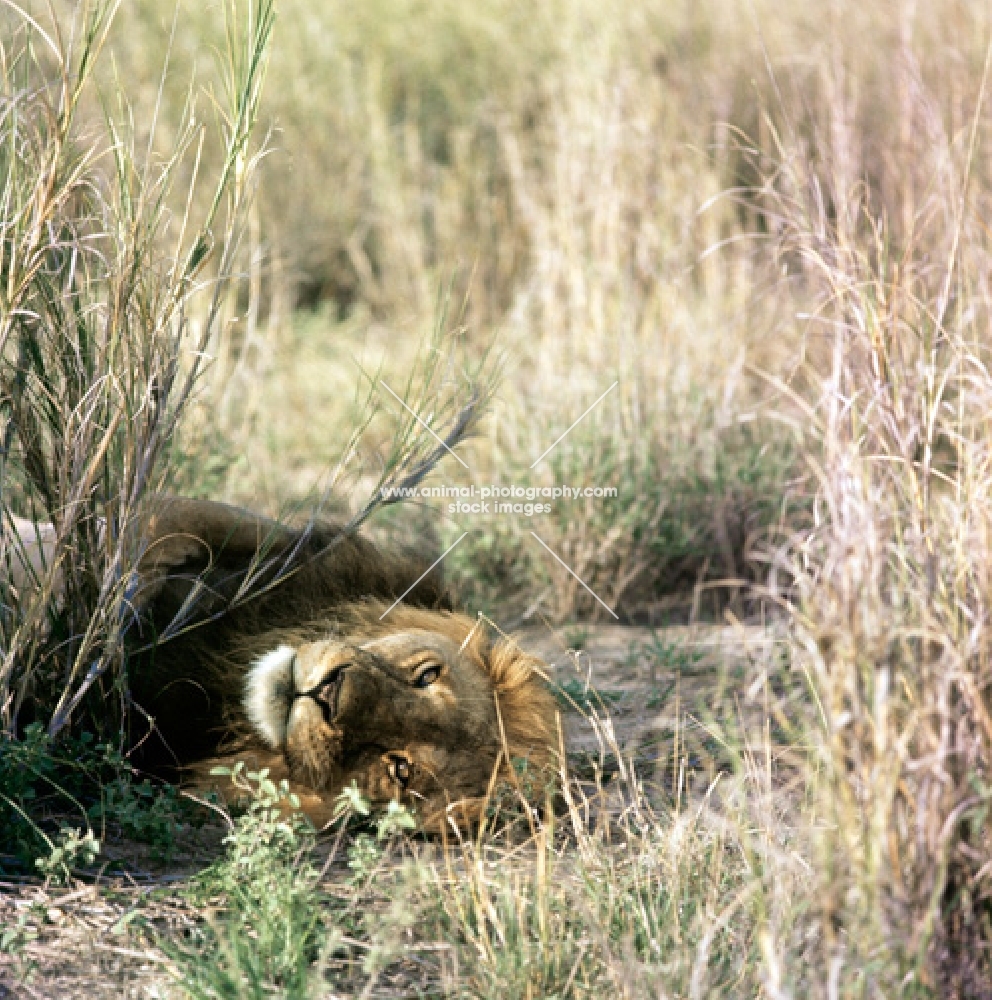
[388,755,411,787]
[413,664,442,688]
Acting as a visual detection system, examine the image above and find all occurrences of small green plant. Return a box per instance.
[377,799,418,837]
[630,630,707,676]
[334,780,372,823]
[0,907,39,983]
[623,631,709,710]
[167,769,408,1000]
[346,833,382,885]
[93,777,184,863]
[34,826,101,884]
[563,625,591,650]
[0,725,106,873]
[347,796,417,885]
[0,909,37,956]
[0,723,63,869]
[0,723,190,874]
[202,764,316,879]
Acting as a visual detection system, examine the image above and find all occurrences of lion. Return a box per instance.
[6,497,559,831]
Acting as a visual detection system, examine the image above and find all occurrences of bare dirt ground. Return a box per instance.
[0,622,788,1000]
[521,621,791,789]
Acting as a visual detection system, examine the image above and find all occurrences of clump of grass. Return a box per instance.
[0,0,491,744]
[0,0,275,741]
[553,676,622,713]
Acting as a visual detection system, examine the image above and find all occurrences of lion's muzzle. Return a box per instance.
[301,664,345,723]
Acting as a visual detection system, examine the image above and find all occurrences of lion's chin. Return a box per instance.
[243,645,297,748]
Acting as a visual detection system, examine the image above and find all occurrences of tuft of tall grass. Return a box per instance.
[767,33,992,992]
[0,0,275,740]
[0,1,494,751]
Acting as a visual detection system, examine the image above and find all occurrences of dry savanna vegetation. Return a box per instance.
[2,0,992,996]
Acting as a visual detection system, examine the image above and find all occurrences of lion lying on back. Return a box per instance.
[5,498,559,832]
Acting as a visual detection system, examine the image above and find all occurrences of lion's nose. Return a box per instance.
[310,666,345,720]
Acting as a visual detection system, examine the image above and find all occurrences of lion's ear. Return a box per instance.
[244,645,298,748]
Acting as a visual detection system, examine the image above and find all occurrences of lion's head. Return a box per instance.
[234,604,559,831]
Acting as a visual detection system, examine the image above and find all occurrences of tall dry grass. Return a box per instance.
[770,40,992,990]
[0,2,493,743]
[0,0,277,739]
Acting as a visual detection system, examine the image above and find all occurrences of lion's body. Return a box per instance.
[120,499,559,830]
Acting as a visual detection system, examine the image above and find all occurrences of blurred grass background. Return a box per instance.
[96,0,856,619]
[94,0,992,624]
